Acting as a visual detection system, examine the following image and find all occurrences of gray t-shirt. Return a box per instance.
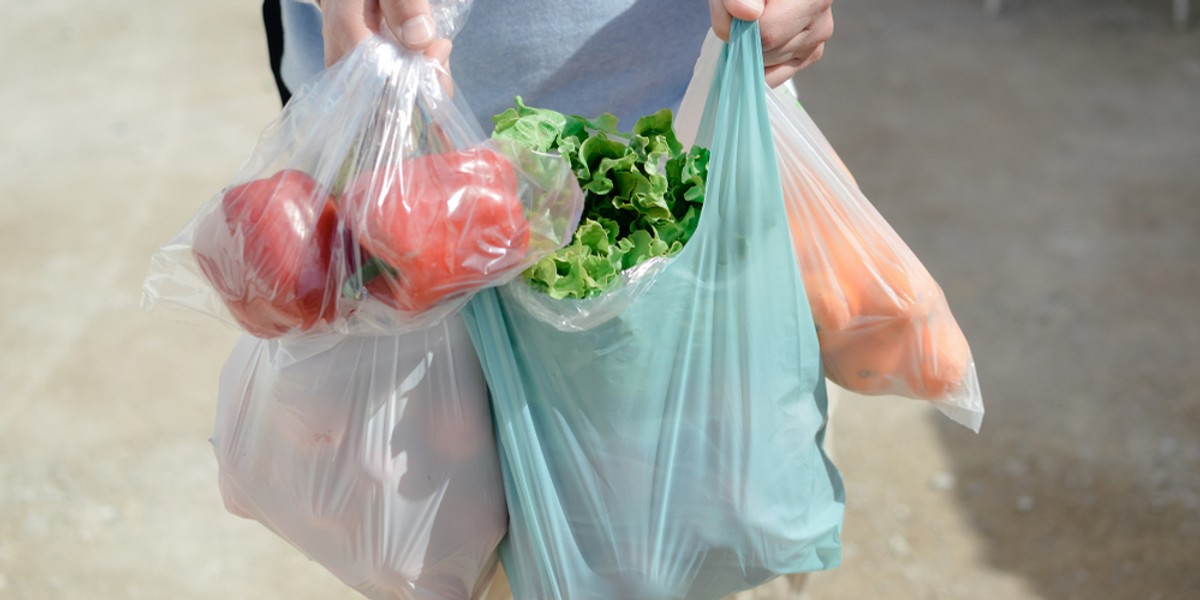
[451,1,711,128]
[280,0,711,130]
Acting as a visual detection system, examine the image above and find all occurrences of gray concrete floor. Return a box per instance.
[2,0,1197,599]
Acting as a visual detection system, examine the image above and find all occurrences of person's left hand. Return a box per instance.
[709,0,835,88]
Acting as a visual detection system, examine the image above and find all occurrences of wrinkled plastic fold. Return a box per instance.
[462,21,845,600]
[212,319,507,600]
[142,34,583,338]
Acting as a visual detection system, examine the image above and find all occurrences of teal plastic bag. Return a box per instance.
[462,20,844,600]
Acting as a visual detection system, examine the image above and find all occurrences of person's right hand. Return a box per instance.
[315,0,447,67]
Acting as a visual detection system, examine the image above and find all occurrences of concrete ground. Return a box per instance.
[2,0,1197,599]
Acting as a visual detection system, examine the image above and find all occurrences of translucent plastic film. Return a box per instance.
[212,317,506,600]
[461,21,844,600]
[142,35,583,338]
[679,31,983,432]
[767,88,984,430]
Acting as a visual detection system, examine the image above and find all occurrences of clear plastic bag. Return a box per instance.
[142,14,583,339]
[498,256,670,332]
[680,32,984,432]
[461,21,844,600]
[770,90,984,430]
[212,316,507,599]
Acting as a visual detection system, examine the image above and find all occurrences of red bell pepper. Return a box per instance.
[343,147,530,312]
[192,169,339,338]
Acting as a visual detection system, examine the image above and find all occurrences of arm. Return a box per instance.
[710,0,835,87]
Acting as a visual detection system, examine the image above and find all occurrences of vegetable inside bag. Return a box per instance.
[770,92,984,429]
[212,317,507,600]
[461,21,844,600]
[678,33,984,432]
[142,3,583,339]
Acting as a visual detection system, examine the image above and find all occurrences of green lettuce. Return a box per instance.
[493,97,709,299]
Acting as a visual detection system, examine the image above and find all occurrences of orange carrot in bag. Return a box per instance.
[786,170,931,328]
[784,161,970,401]
[908,307,971,399]
[819,319,910,395]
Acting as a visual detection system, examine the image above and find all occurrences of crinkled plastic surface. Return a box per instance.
[500,256,671,332]
[768,89,984,430]
[427,0,473,40]
[212,316,507,600]
[461,21,844,600]
[681,31,984,432]
[142,34,583,338]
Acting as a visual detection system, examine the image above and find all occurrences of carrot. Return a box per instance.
[907,307,971,399]
[819,319,910,395]
[783,160,970,401]
[801,270,853,335]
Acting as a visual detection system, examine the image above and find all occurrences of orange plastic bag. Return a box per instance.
[768,88,983,431]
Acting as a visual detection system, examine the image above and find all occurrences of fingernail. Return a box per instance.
[399,15,434,47]
[740,0,764,14]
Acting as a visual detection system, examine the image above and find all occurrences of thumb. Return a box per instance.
[710,0,764,41]
[380,0,436,50]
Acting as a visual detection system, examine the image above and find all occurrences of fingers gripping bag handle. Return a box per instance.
[141,0,583,339]
[462,20,844,600]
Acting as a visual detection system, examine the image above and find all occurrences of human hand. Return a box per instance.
[709,0,835,87]
[315,0,450,68]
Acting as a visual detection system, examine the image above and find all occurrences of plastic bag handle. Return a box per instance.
[430,0,473,39]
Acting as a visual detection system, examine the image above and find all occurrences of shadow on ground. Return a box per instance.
[799,0,1200,598]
